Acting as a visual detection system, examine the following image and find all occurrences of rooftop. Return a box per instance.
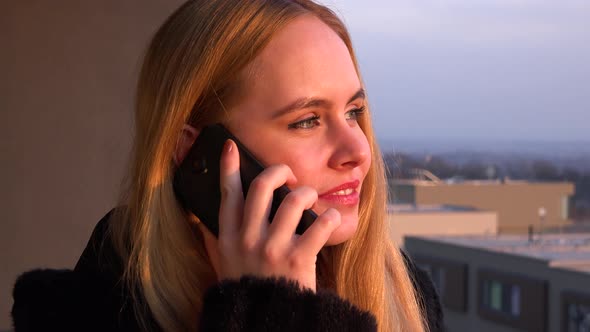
[388,204,482,214]
[417,232,590,274]
[394,178,572,187]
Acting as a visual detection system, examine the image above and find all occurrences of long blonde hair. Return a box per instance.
[110,1,428,331]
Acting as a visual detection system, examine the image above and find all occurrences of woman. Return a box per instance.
[12,1,442,331]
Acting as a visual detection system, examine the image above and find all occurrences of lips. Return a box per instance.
[318,180,360,206]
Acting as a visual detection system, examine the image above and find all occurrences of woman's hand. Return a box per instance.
[197,139,341,292]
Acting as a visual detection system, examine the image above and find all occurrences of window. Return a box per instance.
[413,255,468,312]
[418,263,446,298]
[511,285,521,316]
[563,292,590,332]
[431,266,446,298]
[567,303,590,332]
[482,279,521,318]
[478,269,548,331]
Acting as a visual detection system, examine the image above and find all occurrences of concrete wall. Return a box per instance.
[405,237,590,332]
[413,182,574,233]
[1,1,184,329]
[388,211,497,245]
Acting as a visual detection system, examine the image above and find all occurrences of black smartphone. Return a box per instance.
[173,124,317,237]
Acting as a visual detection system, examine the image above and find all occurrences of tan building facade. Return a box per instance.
[391,180,574,234]
[387,204,498,246]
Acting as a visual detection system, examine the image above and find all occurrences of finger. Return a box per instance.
[294,208,341,256]
[219,139,243,236]
[197,221,222,280]
[241,164,297,242]
[266,186,318,247]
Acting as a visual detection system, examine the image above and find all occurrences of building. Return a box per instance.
[387,204,497,246]
[405,233,590,332]
[391,179,574,233]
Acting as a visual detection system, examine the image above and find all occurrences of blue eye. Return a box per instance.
[288,116,320,129]
[346,106,366,121]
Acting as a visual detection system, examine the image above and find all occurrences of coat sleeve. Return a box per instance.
[12,271,376,332]
[11,269,143,332]
[199,276,377,332]
[12,207,376,332]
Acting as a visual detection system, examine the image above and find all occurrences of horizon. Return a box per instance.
[379,136,590,145]
[377,137,590,162]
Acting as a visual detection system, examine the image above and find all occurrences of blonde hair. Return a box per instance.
[110,1,428,331]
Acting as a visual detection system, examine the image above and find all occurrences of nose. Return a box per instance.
[327,123,370,170]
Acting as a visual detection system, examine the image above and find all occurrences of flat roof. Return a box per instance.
[393,179,573,187]
[414,233,590,274]
[388,204,481,213]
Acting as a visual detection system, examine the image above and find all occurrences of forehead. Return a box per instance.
[236,15,360,110]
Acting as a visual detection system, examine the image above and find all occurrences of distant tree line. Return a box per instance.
[384,152,590,221]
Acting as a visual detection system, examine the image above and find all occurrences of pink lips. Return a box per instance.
[318,180,360,206]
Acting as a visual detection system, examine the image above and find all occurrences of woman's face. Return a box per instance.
[225,15,371,245]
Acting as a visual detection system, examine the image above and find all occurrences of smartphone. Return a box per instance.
[173,124,317,237]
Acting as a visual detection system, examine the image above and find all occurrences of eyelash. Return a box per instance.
[346,106,366,121]
[288,106,366,130]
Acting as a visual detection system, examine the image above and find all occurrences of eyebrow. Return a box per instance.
[271,88,366,119]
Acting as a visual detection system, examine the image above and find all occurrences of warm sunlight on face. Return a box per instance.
[226,15,371,245]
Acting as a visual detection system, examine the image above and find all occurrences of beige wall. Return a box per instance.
[413,182,574,233]
[388,211,498,245]
[1,1,184,329]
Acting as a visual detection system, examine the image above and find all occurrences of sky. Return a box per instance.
[318,0,590,142]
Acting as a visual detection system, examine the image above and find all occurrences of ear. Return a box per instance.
[174,124,200,166]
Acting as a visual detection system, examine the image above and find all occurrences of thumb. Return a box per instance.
[197,222,222,280]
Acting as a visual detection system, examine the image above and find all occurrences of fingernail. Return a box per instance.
[224,139,233,154]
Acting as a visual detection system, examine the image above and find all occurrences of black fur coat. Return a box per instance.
[12,210,443,331]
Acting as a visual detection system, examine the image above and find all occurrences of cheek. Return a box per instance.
[364,145,372,178]
[249,137,325,188]
[268,144,323,183]
[357,131,372,179]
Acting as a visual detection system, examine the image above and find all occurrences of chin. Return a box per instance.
[324,215,359,246]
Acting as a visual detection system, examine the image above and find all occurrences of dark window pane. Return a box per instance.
[511,285,521,317]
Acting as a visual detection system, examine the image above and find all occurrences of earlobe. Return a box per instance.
[174,124,200,165]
